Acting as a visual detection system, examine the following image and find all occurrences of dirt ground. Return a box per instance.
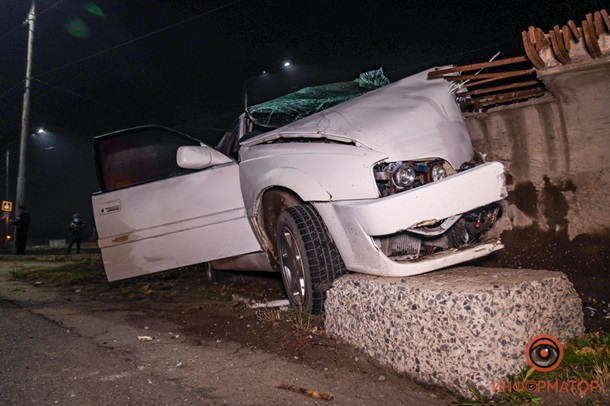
[0,255,458,405]
[1,254,608,405]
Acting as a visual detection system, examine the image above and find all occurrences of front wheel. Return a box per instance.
[276,205,347,314]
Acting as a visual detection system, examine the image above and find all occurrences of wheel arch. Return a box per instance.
[242,167,332,218]
[243,167,335,270]
[252,187,305,270]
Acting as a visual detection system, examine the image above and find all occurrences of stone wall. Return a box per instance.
[464,57,610,303]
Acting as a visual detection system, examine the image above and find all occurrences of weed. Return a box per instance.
[537,332,610,385]
[498,388,543,405]
[453,386,491,406]
[255,308,282,324]
[286,311,313,333]
[575,397,602,406]
[285,311,325,335]
[593,364,610,397]
[454,384,543,405]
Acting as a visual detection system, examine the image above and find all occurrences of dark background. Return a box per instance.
[0,0,606,243]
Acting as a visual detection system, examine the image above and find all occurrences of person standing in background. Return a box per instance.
[67,213,85,254]
[12,205,30,255]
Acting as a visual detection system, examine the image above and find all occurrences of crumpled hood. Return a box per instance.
[241,68,474,169]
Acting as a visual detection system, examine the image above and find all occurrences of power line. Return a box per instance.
[35,0,245,79]
[0,22,25,42]
[31,78,161,123]
[0,0,67,102]
[0,0,66,41]
[36,0,67,19]
[0,81,24,102]
[0,0,244,102]
[32,78,114,107]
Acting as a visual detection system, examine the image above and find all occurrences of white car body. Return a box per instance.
[92,68,506,290]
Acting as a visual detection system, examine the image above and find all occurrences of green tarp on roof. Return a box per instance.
[246,68,390,129]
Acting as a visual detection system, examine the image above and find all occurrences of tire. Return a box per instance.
[276,205,347,314]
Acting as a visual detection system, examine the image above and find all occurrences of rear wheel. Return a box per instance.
[276,205,347,314]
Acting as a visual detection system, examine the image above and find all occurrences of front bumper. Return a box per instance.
[313,161,506,277]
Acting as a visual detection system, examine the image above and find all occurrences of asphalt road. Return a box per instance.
[0,259,454,406]
[0,298,205,405]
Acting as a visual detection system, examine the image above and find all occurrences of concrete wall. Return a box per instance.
[464,57,610,302]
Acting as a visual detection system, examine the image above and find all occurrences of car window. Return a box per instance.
[216,119,241,159]
[96,127,201,192]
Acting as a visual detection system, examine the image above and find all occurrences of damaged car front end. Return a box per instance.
[240,67,506,277]
[92,66,507,315]
[312,160,505,277]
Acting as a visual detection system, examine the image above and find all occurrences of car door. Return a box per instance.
[91,126,261,281]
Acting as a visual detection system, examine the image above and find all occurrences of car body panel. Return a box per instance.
[313,162,507,276]
[239,143,388,216]
[92,159,261,282]
[241,69,474,169]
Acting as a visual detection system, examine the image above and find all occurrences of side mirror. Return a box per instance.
[176,146,232,169]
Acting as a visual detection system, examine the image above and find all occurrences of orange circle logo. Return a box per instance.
[525,334,563,372]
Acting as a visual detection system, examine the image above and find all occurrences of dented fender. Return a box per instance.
[239,142,388,217]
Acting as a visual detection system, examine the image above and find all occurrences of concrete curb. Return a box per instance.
[324,267,584,397]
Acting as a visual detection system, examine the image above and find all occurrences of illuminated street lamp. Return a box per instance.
[243,61,292,109]
[32,128,46,138]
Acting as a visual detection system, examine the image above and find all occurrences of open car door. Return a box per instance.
[91,126,261,281]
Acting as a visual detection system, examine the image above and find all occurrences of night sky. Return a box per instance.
[0,0,606,242]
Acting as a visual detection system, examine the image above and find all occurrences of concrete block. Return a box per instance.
[324,267,584,397]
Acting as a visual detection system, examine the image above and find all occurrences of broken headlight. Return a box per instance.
[374,159,458,197]
[431,164,447,181]
[392,164,416,189]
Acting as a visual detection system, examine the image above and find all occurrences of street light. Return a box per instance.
[243,61,292,110]
[31,128,57,151]
[31,128,46,138]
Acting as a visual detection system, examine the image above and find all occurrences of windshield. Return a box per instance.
[246,68,390,129]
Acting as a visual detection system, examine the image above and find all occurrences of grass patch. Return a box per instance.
[526,332,610,396]
[9,258,106,285]
[455,385,543,405]
[455,332,610,405]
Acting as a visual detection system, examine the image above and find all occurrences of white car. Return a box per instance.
[92,68,506,313]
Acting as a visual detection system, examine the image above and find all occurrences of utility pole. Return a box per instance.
[3,150,8,248]
[16,0,36,208]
